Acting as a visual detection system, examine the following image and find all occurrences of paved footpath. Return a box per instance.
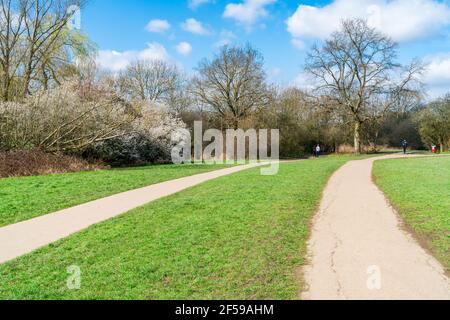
[0,163,267,264]
[302,154,450,300]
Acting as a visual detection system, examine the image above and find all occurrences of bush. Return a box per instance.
[0,80,187,168]
[0,80,134,152]
[87,107,186,167]
[0,150,106,178]
[89,133,171,167]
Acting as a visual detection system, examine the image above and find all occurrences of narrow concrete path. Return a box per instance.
[0,163,268,264]
[302,154,450,300]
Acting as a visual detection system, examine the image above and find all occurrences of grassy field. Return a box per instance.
[374,156,450,270]
[0,156,363,300]
[0,164,229,227]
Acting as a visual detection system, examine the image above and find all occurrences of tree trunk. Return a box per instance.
[233,118,239,130]
[2,63,10,101]
[354,121,362,154]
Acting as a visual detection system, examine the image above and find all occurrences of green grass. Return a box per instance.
[0,156,362,300]
[374,156,450,270]
[0,164,229,227]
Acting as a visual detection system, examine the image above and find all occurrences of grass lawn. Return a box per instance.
[373,156,450,270]
[0,164,229,227]
[0,156,363,300]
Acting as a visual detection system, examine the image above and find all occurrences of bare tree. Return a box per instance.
[22,0,84,96]
[305,19,423,153]
[192,44,270,129]
[0,0,88,101]
[0,0,27,100]
[119,59,181,104]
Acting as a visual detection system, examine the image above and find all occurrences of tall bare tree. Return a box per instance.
[192,44,270,129]
[0,0,88,101]
[0,0,27,100]
[22,0,84,96]
[305,19,423,153]
[119,59,181,104]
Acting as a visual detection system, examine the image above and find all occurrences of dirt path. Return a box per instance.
[0,163,268,264]
[301,154,450,300]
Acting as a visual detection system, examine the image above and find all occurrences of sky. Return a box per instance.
[81,0,450,98]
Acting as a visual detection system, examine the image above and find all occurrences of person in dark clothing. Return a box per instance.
[401,140,408,154]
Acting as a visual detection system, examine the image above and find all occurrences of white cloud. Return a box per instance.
[97,43,169,72]
[188,0,212,9]
[214,29,237,47]
[423,53,450,98]
[287,0,450,44]
[176,42,193,56]
[223,0,276,27]
[291,39,305,51]
[182,18,211,35]
[293,72,317,91]
[145,19,171,33]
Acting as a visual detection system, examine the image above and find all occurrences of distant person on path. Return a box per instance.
[316,145,321,158]
[402,139,408,155]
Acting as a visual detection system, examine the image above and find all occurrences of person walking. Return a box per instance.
[401,139,408,155]
[316,145,321,158]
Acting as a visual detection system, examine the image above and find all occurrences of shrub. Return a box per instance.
[0,80,135,152]
[86,108,186,166]
[89,133,170,167]
[0,150,106,178]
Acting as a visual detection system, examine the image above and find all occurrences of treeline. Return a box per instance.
[0,1,449,175]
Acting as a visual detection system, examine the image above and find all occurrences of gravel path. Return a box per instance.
[301,154,450,300]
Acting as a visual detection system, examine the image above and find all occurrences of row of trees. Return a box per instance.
[175,19,445,155]
[0,0,448,168]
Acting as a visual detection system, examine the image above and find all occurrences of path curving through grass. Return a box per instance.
[0,157,357,300]
[302,154,449,300]
[373,156,450,271]
[0,164,229,227]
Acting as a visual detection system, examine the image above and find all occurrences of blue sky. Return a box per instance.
[82,0,450,97]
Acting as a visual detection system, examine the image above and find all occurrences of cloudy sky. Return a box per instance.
[82,0,450,98]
